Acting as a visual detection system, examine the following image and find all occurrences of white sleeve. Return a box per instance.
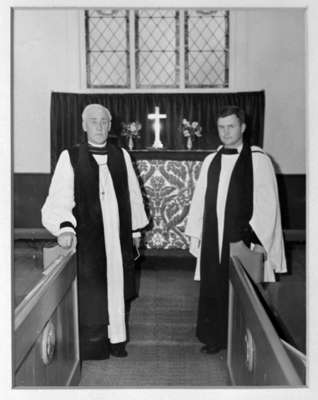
[41,150,77,237]
[184,153,215,279]
[122,149,149,232]
[185,153,215,278]
[250,153,287,281]
[185,154,214,242]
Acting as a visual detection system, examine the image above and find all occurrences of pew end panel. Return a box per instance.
[227,255,306,386]
[14,240,80,387]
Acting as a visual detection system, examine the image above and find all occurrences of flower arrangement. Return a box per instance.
[121,121,142,138]
[121,121,142,150]
[181,119,202,138]
[181,119,202,149]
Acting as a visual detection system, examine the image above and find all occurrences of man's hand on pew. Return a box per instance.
[231,241,267,261]
[252,244,267,261]
[230,240,249,254]
[230,241,265,283]
[58,232,77,251]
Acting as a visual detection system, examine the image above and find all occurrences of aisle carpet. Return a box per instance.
[79,267,229,387]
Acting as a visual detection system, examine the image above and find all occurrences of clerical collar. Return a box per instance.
[221,144,242,155]
[88,141,107,155]
[88,141,107,148]
[221,148,238,155]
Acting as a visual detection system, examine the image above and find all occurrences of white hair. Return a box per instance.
[82,104,112,123]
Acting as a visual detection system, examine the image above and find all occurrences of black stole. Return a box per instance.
[200,143,253,293]
[68,141,135,327]
[197,144,253,347]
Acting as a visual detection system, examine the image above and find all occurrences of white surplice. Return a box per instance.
[185,145,287,282]
[42,147,148,343]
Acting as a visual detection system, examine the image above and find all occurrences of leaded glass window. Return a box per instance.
[135,10,180,88]
[185,10,229,87]
[85,9,130,88]
[85,9,229,89]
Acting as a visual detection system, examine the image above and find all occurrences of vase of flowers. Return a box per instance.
[181,119,202,150]
[121,121,142,150]
[186,136,192,150]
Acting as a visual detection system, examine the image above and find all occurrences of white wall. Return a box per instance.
[14,9,82,173]
[232,9,306,173]
[13,8,306,174]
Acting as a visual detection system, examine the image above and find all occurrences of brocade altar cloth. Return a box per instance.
[136,159,202,249]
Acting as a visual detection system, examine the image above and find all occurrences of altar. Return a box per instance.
[130,150,209,250]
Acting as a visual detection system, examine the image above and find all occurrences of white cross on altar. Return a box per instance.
[147,106,167,149]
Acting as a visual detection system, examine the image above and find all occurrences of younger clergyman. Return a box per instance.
[185,105,286,354]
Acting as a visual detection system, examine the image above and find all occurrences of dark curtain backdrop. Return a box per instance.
[50,91,265,170]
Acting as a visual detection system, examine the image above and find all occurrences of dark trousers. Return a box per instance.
[79,299,132,360]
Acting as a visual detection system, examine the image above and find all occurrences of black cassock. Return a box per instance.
[186,143,287,349]
[69,142,137,359]
[190,145,257,349]
[42,141,148,360]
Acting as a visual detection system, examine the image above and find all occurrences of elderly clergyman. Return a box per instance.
[42,104,148,360]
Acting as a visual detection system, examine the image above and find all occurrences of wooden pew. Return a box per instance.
[227,246,306,386]
[14,242,80,386]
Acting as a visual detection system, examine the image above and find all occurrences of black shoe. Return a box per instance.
[110,343,128,358]
[200,344,221,354]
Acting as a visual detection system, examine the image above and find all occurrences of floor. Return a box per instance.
[79,267,230,387]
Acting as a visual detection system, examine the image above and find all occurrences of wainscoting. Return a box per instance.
[14,172,306,238]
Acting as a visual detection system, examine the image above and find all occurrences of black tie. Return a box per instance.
[221,147,238,155]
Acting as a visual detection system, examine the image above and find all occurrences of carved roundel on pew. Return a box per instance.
[41,321,56,365]
[244,328,255,372]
